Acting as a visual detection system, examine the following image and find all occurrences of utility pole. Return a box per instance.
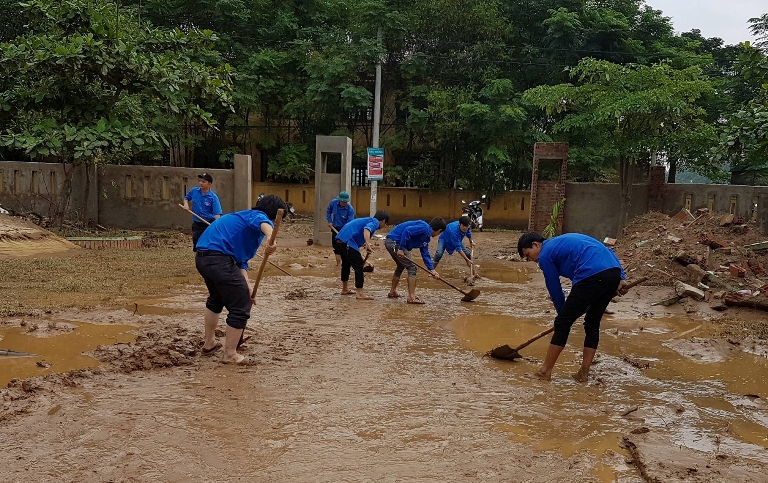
[369,28,383,215]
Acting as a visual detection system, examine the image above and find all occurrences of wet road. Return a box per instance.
[1,256,767,482]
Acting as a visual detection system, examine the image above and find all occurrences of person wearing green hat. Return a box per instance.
[326,191,355,266]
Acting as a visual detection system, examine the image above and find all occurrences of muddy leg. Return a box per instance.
[407,276,417,301]
[535,344,565,380]
[389,276,400,297]
[222,326,245,363]
[574,347,596,383]
[203,308,219,351]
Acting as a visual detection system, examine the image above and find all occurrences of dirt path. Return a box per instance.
[1,226,767,482]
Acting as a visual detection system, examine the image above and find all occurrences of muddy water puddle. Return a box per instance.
[444,313,768,477]
[0,321,136,386]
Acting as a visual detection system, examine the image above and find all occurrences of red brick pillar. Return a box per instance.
[648,165,666,212]
[528,143,568,234]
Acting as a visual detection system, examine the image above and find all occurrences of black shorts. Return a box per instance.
[195,251,251,329]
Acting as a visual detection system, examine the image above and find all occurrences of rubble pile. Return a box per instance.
[611,209,768,311]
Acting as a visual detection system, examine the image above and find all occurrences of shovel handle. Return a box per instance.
[410,259,469,296]
[250,209,284,301]
[178,204,211,226]
[623,276,648,291]
[514,327,555,351]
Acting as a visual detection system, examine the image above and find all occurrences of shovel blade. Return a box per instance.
[486,344,521,360]
[461,289,480,302]
[363,264,374,273]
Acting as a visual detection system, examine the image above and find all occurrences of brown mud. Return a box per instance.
[1,222,767,482]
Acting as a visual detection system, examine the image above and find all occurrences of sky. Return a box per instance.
[645,0,765,45]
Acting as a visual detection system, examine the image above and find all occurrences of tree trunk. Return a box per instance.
[54,161,75,228]
[617,157,635,238]
[668,158,677,183]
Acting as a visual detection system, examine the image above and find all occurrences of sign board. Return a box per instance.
[367,147,384,181]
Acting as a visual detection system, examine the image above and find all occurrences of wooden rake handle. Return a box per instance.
[250,209,284,302]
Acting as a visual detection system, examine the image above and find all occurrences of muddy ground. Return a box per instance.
[1,217,768,482]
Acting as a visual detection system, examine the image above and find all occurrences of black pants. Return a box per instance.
[551,268,622,349]
[191,221,209,251]
[331,228,343,255]
[195,252,250,329]
[337,240,365,289]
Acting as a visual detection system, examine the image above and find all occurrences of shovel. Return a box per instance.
[238,208,284,348]
[465,246,480,285]
[362,250,374,272]
[411,260,480,302]
[487,276,648,360]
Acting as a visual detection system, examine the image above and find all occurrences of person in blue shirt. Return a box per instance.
[433,215,474,269]
[385,217,446,304]
[517,232,629,383]
[326,191,355,266]
[335,210,390,300]
[195,194,289,365]
[183,173,223,250]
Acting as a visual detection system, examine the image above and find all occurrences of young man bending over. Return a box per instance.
[517,232,629,382]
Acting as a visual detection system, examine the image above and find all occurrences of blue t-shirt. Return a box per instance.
[196,210,274,270]
[325,199,355,229]
[439,220,472,253]
[184,187,223,223]
[538,233,626,313]
[386,220,436,270]
[337,217,381,250]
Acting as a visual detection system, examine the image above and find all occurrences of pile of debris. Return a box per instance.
[610,209,768,312]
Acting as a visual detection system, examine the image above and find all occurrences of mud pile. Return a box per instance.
[0,214,79,257]
[89,325,201,373]
[614,210,768,309]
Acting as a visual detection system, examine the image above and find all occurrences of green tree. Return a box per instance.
[524,58,715,235]
[715,45,768,183]
[0,0,232,221]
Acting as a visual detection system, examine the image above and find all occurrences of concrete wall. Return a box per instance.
[0,161,234,229]
[661,184,768,230]
[252,182,530,228]
[0,161,93,220]
[4,160,767,235]
[563,182,649,239]
[98,165,235,229]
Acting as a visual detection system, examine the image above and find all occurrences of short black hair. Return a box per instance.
[374,210,390,223]
[253,194,289,221]
[430,217,447,232]
[517,232,545,258]
[459,215,471,227]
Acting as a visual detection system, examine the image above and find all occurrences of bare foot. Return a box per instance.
[356,294,373,300]
[220,353,245,365]
[573,368,589,383]
[341,290,356,295]
[524,370,551,381]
